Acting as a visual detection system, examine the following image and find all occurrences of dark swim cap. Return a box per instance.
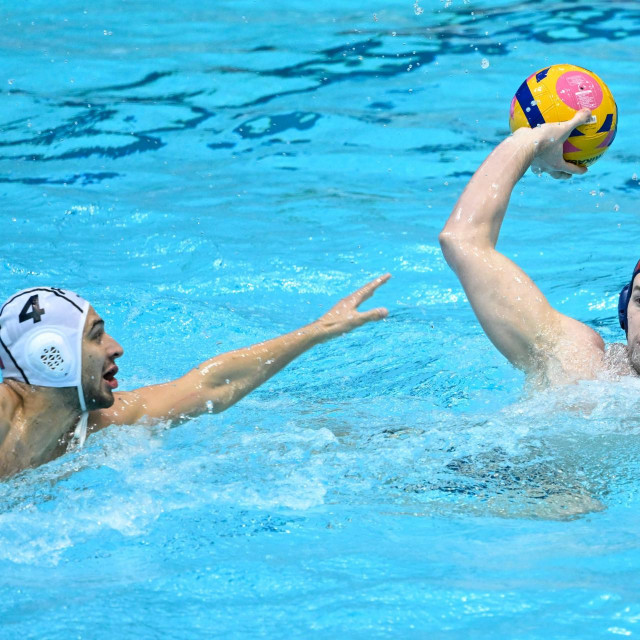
[618,259,640,334]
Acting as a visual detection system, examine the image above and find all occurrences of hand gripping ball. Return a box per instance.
[509,64,617,166]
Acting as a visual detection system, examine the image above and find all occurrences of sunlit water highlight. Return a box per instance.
[1,1,640,637]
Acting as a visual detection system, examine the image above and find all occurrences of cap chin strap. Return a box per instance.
[70,301,88,450]
[71,387,89,449]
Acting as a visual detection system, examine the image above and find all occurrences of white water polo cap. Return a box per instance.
[0,288,89,408]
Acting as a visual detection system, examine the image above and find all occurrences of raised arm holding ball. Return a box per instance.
[439,65,635,386]
[440,109,603,386]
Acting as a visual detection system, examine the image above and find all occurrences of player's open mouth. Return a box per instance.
[103,365,119,390]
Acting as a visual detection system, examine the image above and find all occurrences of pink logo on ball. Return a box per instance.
[556,71,603,110]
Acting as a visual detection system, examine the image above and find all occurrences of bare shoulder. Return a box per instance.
[0,384,20,446]
[525,316,607,387]
[89,389,145,431]
[557,315,605,351]
[546,314,606,380]
[0,384,20,419]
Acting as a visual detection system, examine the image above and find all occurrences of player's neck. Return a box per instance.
[5,379,81,440]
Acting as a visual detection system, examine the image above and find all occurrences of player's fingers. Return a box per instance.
[357,307,388,324]
[557,108,592,141]
[560,160,588,175]
[572,108,593,126]
[549,170,573,180]
[349,273,391,306]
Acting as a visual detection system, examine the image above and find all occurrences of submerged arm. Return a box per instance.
[439,109,603,374]
[91,275,390,428]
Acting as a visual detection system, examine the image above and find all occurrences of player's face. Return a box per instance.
[81,307,124,410]
[626,276,640,374]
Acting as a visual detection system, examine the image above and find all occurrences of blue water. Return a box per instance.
[2,0,640,637]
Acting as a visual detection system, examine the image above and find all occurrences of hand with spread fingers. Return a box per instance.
[90,273,392,436]
[316,274,391,339]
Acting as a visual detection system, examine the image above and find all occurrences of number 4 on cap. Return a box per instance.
[19,295,46,324]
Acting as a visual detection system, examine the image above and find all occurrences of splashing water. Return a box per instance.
[1,0,639,637]
[440,0,471,7]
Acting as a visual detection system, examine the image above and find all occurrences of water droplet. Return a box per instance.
[481,58,490,69]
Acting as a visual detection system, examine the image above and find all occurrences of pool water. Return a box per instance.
[2,0,640,637]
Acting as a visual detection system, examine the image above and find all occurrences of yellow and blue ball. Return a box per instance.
[509,64,617,167]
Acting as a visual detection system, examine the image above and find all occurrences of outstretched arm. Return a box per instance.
[91,274,390,429]
[439,109,604,376]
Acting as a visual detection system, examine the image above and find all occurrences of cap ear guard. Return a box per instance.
[23,329,74,384]
[619,260,640,335]
[619,284,631,334]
